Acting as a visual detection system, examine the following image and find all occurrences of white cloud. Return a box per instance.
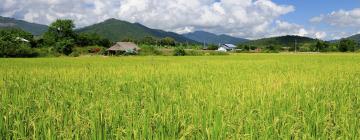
[311,8,360,27]
[0,0,326,39]
[268,20,326,39]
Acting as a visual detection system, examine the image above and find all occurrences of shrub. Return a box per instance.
[185,50,205,56]
[173,48,186,56]
[54,39,74,55]
[207,44,219,50]
[70,51,80,57]
[139,46,162,56]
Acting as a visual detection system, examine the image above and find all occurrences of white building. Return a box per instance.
[217,44,237,52]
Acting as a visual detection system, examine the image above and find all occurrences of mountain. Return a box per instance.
[77,18,197,43]
[183,31,248,45]
[0,16,48,35]
[242,35,317,48]
[346,34,360,43]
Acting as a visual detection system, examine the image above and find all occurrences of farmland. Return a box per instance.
[0,54,360,139]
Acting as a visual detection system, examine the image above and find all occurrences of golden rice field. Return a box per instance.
[0,54,360,139]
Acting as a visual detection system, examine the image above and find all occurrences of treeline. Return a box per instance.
[0,19,196,57]
[236,39,359,53]
[0,19,112,57]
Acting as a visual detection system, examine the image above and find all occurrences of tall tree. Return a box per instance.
[338,39,357,52]
[44,19,75,45]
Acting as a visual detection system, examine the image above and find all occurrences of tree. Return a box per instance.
[141,36,157,45]
[338,39,357,52]
[43,19,76,55]
[207,44,219,50]
[43,19,75,45]
[0,29,38,57]
[315,40,330,52]
[161,37,176,46]
[76,33,111,48]
[54,39,75,55]
[173,48,186,56]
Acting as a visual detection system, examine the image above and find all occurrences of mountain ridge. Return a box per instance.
[77,18,198,43]
[242,35,318,48]
[183,31,248,45]
[0,16,48,35]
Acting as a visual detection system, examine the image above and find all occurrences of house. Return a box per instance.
[217,44,237,52]
[107,42,140,54]
[15,37,30,43]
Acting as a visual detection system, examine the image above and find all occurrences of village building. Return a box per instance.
[107,42,140,54]
[217,44,237,52]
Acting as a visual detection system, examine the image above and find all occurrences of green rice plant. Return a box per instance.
[0,54,359,139]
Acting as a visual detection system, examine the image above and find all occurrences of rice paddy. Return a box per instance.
[0,54,360,139]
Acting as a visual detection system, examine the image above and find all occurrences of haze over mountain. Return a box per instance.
[77,18,197,43]
[0,16,48,35]
[183,31,248,45]
[242,35,318,48]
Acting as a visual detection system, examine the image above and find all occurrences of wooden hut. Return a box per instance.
[107,42,140,54]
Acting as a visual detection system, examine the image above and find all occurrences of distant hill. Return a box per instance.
[346,34,360,43]
[77,18,198,43]
[242,35,317,48]
[0,16,48,35]
[183,31,248,45]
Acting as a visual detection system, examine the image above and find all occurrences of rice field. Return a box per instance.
[0,54,360,139]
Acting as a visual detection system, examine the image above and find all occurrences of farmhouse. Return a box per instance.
[107,42,140,54]
[217,44,237,52]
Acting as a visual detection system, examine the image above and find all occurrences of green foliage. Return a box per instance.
[139,45,162,56]
[242,35,317,50]
[141,36,157,45]
[76,33,111,48]
[69,51,80,57]
[54,39,74,55]
[314,40,330,52]
[264,45,281,52]
[161,37,176,46]
[338,39,358,52]
[173,48,186,56]
[43,19,75,46]
[0,29,39,57]
[207,44,219,50]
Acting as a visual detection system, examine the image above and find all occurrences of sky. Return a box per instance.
[0,0,359,40]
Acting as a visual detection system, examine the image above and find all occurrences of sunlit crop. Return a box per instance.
[0,54,359,139]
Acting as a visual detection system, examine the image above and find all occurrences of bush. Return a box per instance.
[139,46,162,56]
[173,48,186,56]
[207,44,219,50]
[54,39,74,55]
[69,51,80,57]
[185,50,205,56]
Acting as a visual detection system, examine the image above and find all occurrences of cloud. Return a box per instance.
[310,8,360,27]
[0,0,326,39]
[117,0,295,38]
[268,20,326,39]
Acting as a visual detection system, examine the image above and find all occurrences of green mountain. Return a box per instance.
[0,16,48,35]
[346,34,360,43]
[183,31,248,45]
[243,35,317,48]
[77,18,197,43]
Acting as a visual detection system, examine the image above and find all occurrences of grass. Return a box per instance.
[0,54,360,139]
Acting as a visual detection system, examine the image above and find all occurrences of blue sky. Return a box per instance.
[0,0,359,40]
[274,0,360,39]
